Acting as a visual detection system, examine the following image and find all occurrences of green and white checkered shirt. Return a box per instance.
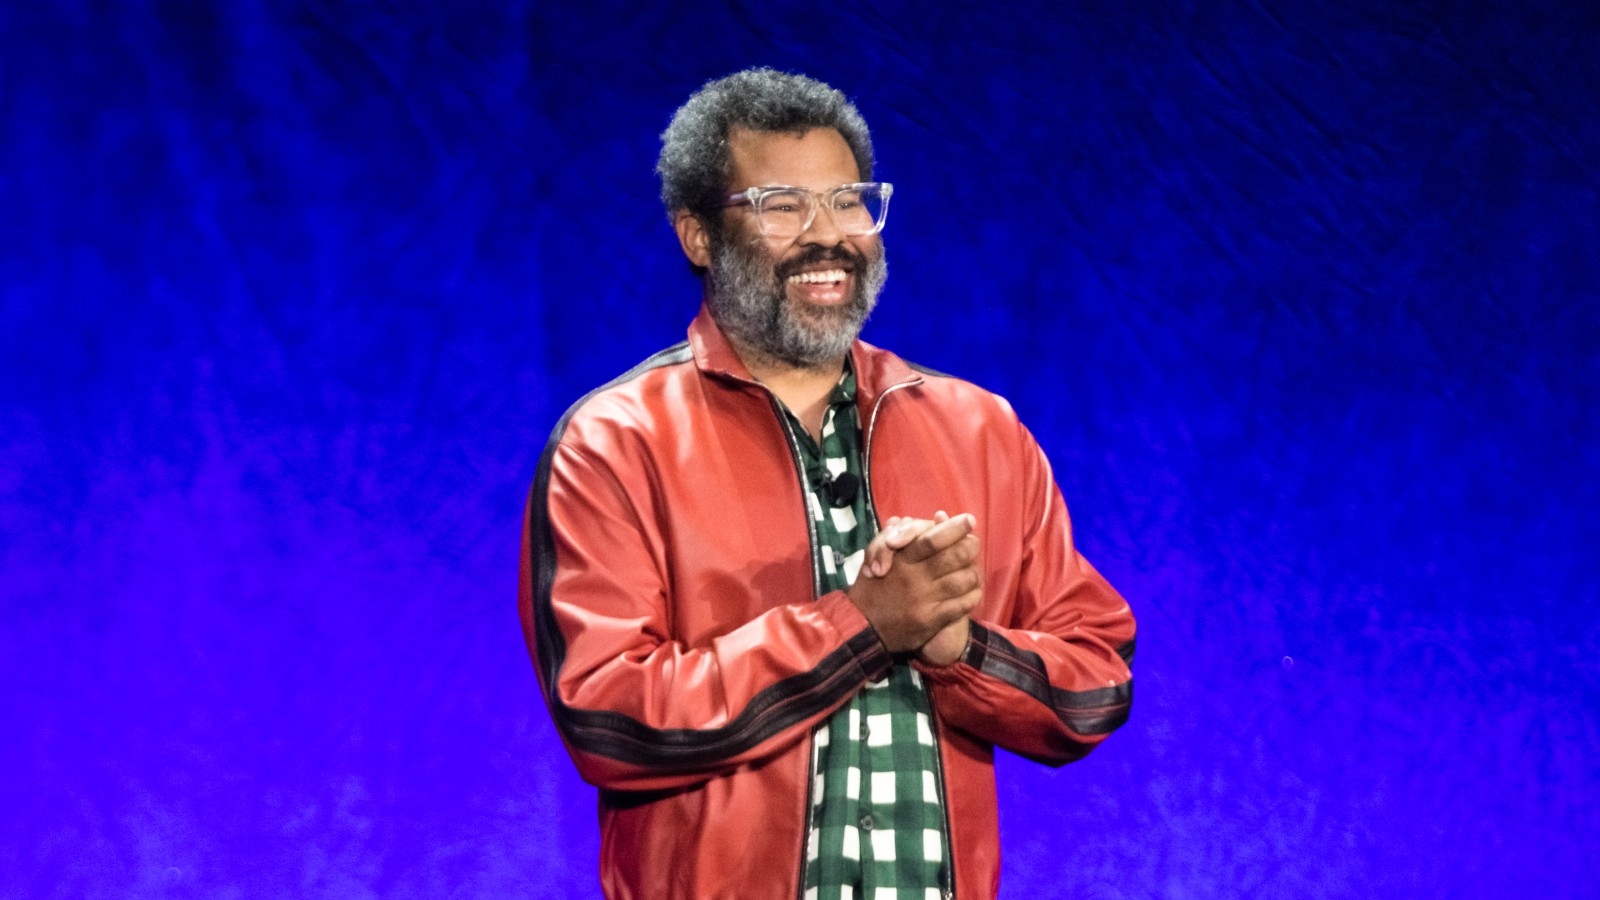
[783,365,952,900]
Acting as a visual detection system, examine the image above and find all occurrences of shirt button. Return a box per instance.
[859,813,875,831]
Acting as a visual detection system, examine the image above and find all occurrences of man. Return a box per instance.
[520,68,1135,899]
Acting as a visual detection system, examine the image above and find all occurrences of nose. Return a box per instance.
[798,200,847,246]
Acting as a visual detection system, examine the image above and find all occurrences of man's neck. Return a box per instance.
[728,336,847,444]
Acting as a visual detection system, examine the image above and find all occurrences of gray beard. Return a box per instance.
[706,232,887,368]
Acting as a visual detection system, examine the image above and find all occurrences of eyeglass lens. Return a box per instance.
[756,186,888,236]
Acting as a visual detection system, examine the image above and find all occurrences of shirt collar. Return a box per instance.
[829,358,858,407]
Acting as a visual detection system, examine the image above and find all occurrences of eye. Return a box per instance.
[761,191,807,214]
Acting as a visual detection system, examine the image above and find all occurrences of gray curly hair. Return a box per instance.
[657,68,875,219]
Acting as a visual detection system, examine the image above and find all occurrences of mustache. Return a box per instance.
[773,245,866,281]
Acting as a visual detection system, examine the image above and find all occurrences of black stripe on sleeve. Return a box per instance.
[966,622,1133,737]
[557,630,891,768]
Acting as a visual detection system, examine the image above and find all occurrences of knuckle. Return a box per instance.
[942,569,978,597]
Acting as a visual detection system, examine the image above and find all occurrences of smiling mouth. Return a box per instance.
[785,268,848,287]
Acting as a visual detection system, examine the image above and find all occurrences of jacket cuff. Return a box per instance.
[816,590,894,683]
[912,620,988,681]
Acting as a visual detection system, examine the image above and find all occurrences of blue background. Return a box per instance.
[3,1,1596,896]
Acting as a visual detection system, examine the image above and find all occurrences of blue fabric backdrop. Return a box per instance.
[3,1,1595,896]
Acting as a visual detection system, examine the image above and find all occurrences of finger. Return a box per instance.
[931,560,983,602]
[921,533,981,580]
[860,530,896,578]
[900,513,976,563]
[927,588,981,630]
[947,589,982,620]
[882,516,938,551]
[869,516,934,575]
[936,579,984,618]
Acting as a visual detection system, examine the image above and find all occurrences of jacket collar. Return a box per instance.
[687,303,923,411]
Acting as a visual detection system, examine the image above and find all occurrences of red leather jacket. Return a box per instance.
[520,308,1135,899]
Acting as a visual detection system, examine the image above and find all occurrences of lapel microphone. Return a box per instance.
[819,471,860,508]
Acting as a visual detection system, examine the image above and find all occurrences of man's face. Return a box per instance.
[705,127,887,368]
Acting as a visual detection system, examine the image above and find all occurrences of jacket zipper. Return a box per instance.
[768,396,825,600]
[862,377,956,899]
[925,703,958,900]
[766,394,824,899]
[858,380,919,526]
[766,374,933,897]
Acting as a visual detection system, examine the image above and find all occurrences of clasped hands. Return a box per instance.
[846,511,981,666]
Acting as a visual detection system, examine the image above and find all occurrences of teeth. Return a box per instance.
[787,269,847,285]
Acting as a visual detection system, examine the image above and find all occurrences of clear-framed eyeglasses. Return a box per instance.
[720,182,894,238]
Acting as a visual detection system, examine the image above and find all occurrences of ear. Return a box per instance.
[673,209,713,269]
